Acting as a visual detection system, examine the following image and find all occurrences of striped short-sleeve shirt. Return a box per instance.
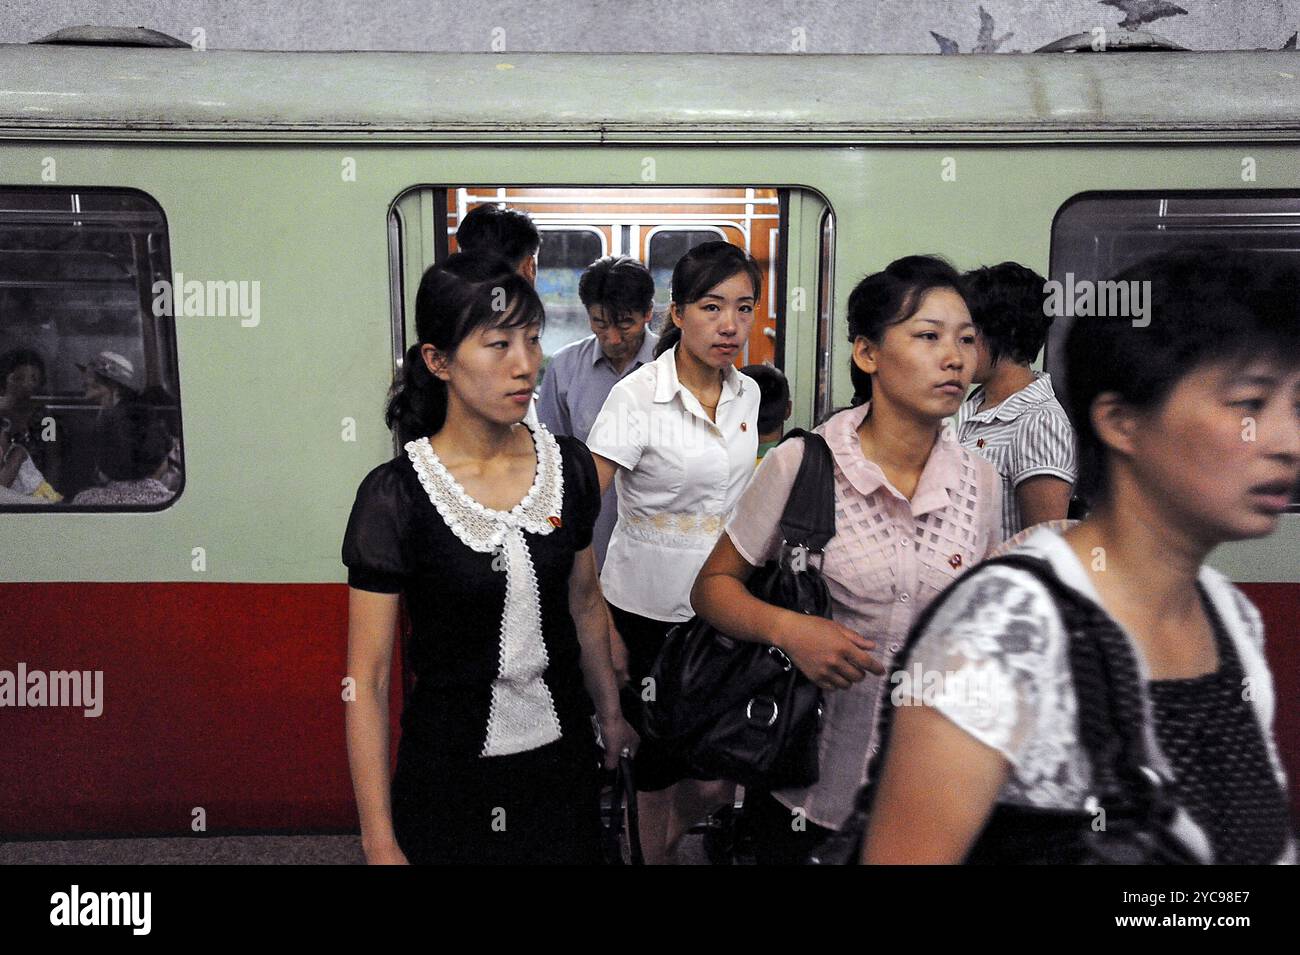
[955,372,1077,543]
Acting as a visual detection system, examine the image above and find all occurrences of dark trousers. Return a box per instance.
[744,790,835,865]
[607,601,694,792]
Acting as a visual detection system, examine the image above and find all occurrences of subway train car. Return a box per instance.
[0,34,1296,838]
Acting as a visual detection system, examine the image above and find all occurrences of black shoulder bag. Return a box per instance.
[810,553,1204,865]
[643,430,836,791]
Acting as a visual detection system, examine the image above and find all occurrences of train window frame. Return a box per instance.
[1046,188,1300,513]
[0,185,184,514]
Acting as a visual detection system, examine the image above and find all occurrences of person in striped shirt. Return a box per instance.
[956,262,1077,542]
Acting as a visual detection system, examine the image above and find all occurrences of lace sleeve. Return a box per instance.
[901,565,1087,807]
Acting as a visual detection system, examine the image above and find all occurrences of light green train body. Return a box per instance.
[0,46,1296,584]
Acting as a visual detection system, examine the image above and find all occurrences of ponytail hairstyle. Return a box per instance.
[846,255,967,406]
[655,240,763,359]
[386,252,545,445]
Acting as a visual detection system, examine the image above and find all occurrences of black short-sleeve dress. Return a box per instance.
[342,421,604,865]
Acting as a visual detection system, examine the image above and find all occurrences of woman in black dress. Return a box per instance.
[343,253,637,865]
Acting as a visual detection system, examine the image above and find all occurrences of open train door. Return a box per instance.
[779,190,835,430]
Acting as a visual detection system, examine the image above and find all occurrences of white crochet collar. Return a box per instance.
[405,421,565,554]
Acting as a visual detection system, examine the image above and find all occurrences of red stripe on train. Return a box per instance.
[1,581,1296,837]
[1,582,402,838]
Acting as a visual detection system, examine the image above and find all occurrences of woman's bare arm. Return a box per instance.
[344,587,408,865]
[588,451,631,684]
[690,533,883,689]
[860,705,1010,864]
[591,451,619,498]
[1016,475,1073,528]
[569,544,638,766]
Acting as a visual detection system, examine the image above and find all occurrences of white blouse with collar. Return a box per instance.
[586,345,759,622]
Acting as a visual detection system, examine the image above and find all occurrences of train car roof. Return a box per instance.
[1,45,1298,142]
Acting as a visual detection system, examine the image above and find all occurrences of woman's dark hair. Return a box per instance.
[655,241,763,359]
[846,255,967,405]
[455,204,542,267]
[964,262,1051,366]
[0,347,46,391]
[578,255,655,321]
[740,363,790,434]
[95,400,170,481]
[1065,247,1300,507]
[386,252,545,444]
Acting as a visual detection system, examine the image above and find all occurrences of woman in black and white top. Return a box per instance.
[343,253,636,865]
[864,249,1298,864]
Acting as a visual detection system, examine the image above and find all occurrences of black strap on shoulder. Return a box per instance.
[860,552,1156,819]
[773,428,836,552]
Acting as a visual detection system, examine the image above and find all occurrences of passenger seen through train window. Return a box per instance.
[78,350,139,410]
[0,347,60,495]
[70,400,173,507]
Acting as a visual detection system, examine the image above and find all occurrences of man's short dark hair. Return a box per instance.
[578,255,655,320]
[456,204,541,266]
[964,262,1052,366]
[741,364,790,435]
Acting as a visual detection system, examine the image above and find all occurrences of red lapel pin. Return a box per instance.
[949,554,963,569]
[548,516,562,528]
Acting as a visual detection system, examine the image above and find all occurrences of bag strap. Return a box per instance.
[972,555,1149,813]
[621,754,644,865]
[860,553,1164,821]
[773,429,836,552]
[604,754,645,865]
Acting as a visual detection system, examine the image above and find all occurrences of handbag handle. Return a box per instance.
[773,429,836,552]
[604,754,644,865]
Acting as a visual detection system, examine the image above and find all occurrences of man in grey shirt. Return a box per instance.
[536,255,658,569]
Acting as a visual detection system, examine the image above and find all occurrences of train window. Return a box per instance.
[646,227,727,308]
[0,188,182,511]
[1048,191,1300,507]
[535,227,606,357]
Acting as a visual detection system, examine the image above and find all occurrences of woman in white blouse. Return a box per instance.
[586,241,762,864]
